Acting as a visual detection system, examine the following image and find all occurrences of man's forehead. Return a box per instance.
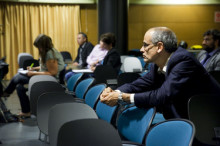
[144,31,153,43]
[78,34,84,38]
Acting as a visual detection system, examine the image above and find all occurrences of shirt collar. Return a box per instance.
[81,42,86,48]
[158,53,173,73]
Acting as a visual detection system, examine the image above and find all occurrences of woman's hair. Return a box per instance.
[151,27,177,53]
[100,32,116,47]
[33,34,54,64]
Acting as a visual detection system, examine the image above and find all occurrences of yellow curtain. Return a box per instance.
[0,2,81,79]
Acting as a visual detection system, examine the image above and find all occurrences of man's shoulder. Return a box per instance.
[210,49,220,62]
[197,50,206,55]
[108,48,120,55]
[85,42,94,48]
[168,47,199,66]
[173,47,195,59]
[213,49,220,56]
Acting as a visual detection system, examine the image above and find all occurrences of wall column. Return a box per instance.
[98,0,128,55]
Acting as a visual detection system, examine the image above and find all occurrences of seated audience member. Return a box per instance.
[86,44,108,68]
[90,33,121,74]
[197,29,220,72]
[65,44,108,81]
[72,32,94,69]
[65,32,121,81]
[100,27,220,120]
[2,34,65,118]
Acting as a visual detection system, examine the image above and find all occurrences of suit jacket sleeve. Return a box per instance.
[81,42,94,67]
[214,59,220,70]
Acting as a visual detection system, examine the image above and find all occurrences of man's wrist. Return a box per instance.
[118,91,123,101]
[115,90,133,103]
[115,90,123,101]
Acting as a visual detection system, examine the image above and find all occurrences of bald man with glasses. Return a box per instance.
[100,27,220,119]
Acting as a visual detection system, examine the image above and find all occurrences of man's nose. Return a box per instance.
[140,46,144,52]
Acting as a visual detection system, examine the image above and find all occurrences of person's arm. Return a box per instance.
[99,64,157,106]
[105,52,120,67]
[213,61,220,71]
[86,45,99,66]
[133,58,198,109]
[90,60,100,71]
[81,43,94,67]
[27,66,40,71]
[27,59,58,77]
[32,66,40,71]
[101,57,199,109]
[73,47,80,65]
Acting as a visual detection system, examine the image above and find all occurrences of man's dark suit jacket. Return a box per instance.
[118,47,220,119]
[74,42,94,68]
[102,48,121,74]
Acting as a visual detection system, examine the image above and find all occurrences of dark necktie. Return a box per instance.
[201,53,211,66]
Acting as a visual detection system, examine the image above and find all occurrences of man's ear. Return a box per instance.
[157,42,164,53]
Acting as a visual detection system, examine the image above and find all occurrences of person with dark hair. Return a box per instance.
[197,29,220,72]
[100,27,220,119]
[65,32,121,81]
[90,32,121,74]
[72,32,94,69]
[1,34,65,118]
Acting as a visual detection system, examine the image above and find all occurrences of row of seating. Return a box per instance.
[62,74,220,145]
[18,52,220,146]
[17,51,146,87]
[63,70,220,146]
[91,65,141,89]
[27,74,196,146]
[53,103,195,146]
[18,52,39,69]
[61,50,147,73]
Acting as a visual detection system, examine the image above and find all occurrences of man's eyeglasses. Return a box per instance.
[142,42,155,52]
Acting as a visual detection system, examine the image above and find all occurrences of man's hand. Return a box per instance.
[100,87,113,99]
[100,87,119,106]
[90,66,96,71]
[90,60,100,71]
